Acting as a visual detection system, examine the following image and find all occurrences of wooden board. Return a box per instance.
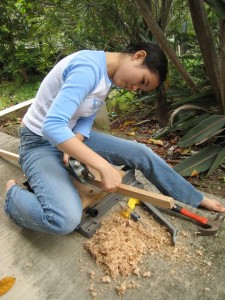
[78,167,174,209]
[0,98,34,118]
[0,149,19,162]
[91,179,174,209]
[0,149,174,209]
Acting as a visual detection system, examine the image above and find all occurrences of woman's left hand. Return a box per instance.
[63,153,69,166]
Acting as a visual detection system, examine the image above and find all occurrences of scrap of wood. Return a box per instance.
[0,149,19,162]
[73,180,108,209]
[0,99,34,117]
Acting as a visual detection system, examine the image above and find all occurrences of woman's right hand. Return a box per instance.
[99,163,122,193]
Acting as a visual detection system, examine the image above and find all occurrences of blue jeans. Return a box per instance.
[5,127,203,234]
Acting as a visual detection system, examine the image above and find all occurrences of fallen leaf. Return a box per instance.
[175,147,191,154]
[191,170,200,177]
[131,127,139,131]
[126,131,136,136]
[0,276,16,296]
[218,176,225,182]
[123,120,136,127]
[148,138,164,146]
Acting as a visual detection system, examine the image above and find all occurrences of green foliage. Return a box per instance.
[206,147,225,176]
[204,0,225,18]
[178,115,225,147]
[0,0,148,82]
[106,88,138,118]
[0,79,40,109]
[170,89,217,108]
[152,89,225,176]
[173,145,222,176]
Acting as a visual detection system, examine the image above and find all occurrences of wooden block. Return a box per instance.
[73,180,108,209]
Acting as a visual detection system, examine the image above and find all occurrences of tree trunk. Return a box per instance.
[134,0,199,93]
[219,19,225,113]
[188,0,223,113]
[155,83,169,127]
[159,0,173,31]
[20,66,30,83]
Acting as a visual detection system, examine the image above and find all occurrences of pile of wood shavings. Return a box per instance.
[85,208,212,278]
[84,207,213,297]
[85,209,175,278]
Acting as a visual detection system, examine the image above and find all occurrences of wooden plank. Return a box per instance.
[0,149,174,209]
[0,149,19,161]
[0,99,34,117]
[91,179,174,209]
[84,168,174,209]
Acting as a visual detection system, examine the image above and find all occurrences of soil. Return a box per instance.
[1,119,225,200]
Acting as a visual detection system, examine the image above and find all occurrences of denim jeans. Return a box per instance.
[5,127,203,234]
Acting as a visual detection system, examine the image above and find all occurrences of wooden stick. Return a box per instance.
[0,99,34,117]
[91,179,174,209]
[0,149,19,161]
[0,149,174,209]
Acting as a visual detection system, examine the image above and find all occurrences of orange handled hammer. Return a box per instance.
[172,204,225,236]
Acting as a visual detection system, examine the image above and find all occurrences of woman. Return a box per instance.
[5,42,225,235]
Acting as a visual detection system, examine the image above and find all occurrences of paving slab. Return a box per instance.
[0,132,225,300]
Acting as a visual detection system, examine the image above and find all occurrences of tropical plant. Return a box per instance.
[188,0,225,114]
[133,0,225,177]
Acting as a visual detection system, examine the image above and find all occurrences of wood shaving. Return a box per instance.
[89,271,95,279]
[116,281,140,296]
[101,276,111,283]
[85,214,148,278]
[83,205,213,297]
[133,268,140,277]
[142,271,151,277]
[84,209,190,278]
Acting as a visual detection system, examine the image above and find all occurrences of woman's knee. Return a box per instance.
[131,141,155,158]
[48,209,82,235]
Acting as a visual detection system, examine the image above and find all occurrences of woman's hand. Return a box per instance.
[63,153,69,166]
[58,136,122,192]
[99,163,122,193]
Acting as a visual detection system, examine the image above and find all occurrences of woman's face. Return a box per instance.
[111,51,160,92]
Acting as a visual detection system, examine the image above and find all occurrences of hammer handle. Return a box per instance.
[172,205,208,225]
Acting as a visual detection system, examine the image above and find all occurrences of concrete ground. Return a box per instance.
[0,131,225,300]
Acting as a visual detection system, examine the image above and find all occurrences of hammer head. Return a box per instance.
[196,213,225,236]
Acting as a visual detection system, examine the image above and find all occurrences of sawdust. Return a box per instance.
[84,204,213,297]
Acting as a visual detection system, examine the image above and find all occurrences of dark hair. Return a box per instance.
[122,42,168,85]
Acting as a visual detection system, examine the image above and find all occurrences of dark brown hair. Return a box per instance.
[122,42,168,85]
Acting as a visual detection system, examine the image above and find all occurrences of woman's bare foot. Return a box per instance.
[199,197,225,213]
[5,180,16,192]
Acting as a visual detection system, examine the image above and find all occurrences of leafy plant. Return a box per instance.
[178,115,225,147]
[173,145,222,176]
[153,92,225,177]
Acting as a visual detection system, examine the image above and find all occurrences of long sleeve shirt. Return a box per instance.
[23,50,112,146]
